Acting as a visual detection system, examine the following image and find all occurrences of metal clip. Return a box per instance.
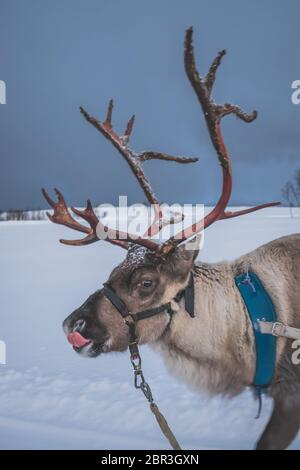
[130,354,141,370]
[134,369,145,388]
[140,381,154,403]
[271,322,283,337]
[241,271,256,293]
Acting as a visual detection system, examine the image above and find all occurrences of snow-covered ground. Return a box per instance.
[0,207,299,450]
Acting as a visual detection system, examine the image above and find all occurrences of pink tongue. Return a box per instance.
[67,332,91,348]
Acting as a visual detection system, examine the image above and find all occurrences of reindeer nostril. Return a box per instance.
[73,319,86,333]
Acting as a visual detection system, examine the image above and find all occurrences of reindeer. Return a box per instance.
[42,28,300,450]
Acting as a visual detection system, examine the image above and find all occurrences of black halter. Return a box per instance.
[101,276,195,451]
[102,273,195,345]
[101,273,194,451]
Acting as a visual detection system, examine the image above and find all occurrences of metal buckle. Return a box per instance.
[124,313,135,326]
[271,322,283,337]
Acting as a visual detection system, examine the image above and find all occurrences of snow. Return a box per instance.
[0,207,299,450]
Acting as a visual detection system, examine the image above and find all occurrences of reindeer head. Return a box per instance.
[59,242,197,357]
[42,27,278,358]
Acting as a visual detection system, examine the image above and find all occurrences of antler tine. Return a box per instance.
[124,114,135,139]
[42,188,130,249]
[216,103,257,122]
[139,151,198,164]
[105,99,113,127]
[71,200,98,230]
[159,27,279,255]
[42,188,90,234]
[205,49,226,94]
[220,202,280,221]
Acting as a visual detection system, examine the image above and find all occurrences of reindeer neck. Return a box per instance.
[153,260,256,397]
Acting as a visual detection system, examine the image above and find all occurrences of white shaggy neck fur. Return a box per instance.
[153,263,256,397]
[153,235,300,407]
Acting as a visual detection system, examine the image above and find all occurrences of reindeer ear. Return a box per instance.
[160,233,202,278]
[181,233,202,254]
[177,233,202,262]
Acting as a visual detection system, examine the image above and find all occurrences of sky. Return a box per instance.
[0,0,299,210]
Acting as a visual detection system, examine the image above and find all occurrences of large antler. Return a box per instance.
[158,27,279,254]
[79,100,197,238]
[43,27,279,254]
[42,96,198,248]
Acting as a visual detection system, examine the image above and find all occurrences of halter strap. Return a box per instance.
[102,273,194,323]
[102,284,130,318]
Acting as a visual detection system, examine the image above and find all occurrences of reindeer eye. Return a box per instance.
[142,279,153,288]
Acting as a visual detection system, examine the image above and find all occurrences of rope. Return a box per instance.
[150,403,182,450]
[128,343,182,450]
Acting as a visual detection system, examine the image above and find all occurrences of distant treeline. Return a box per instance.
[0,207,103,221]
[0,209,47,221]
[0,203,299,223]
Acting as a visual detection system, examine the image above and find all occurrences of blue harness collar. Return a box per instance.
[235,271,277,416]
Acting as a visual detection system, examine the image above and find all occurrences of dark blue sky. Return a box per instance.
[0,0,299,209]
